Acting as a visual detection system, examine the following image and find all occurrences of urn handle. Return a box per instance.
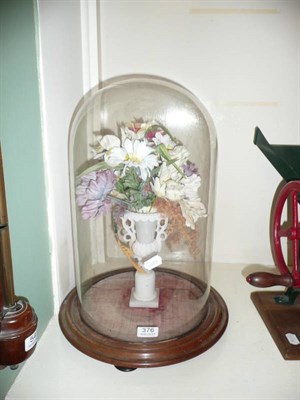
[120,215,136,247]
[156,215,168,241]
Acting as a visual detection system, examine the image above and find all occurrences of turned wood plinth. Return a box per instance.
[59,268,228,369]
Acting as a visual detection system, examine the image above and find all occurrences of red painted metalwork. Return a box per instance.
[246,129,300,291]
[272,181,300,288]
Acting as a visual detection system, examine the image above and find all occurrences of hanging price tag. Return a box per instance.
[142,255,162,271]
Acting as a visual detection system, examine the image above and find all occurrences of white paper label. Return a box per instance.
[137,326,159,338]
[285,333,300,346]
[25,329,37,352]
[143,255,162,271]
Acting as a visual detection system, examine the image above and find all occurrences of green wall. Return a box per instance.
[0,0,53,397]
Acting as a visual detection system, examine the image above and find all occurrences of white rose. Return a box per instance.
[100,134,121,150]
[169,145,190,166]
[181,174,201,199]
[165,180,184,201]
[179,198,207,229]
[153,132,176,149]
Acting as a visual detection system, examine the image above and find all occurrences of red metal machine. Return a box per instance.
[247,128,300,301]
[246,128,300,359]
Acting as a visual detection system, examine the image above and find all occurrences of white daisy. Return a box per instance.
[105,138,159,181]
[125,139,159,180]
[105,146,126,167]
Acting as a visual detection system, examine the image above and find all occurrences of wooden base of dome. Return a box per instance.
[59,269,228,369]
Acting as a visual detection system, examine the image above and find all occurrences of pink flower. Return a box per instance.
[145,130,157,140]
[76,170,116,219]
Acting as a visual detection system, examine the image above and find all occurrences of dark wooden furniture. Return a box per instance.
[251,291,300,360]
[0,146,38,369]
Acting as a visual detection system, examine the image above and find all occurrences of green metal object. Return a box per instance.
[274,287,300,305]
[254,127,300,183]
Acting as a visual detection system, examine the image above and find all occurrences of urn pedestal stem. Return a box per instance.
[129,270,159,308]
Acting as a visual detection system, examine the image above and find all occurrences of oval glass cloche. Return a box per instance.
[59,76,228,369]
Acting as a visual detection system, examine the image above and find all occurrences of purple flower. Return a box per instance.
[76,170,116,219]
[182,161,198,177]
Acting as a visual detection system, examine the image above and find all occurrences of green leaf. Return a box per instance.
[156,143,171,161]
[115,180,125,193]
[156,144,184,176]
[150,166,160,177]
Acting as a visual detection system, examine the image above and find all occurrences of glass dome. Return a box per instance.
[61,76,227,368]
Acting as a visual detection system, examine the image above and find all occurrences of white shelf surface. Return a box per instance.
[6,264,300,400]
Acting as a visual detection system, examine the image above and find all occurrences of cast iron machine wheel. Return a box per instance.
[247,181,300,303]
